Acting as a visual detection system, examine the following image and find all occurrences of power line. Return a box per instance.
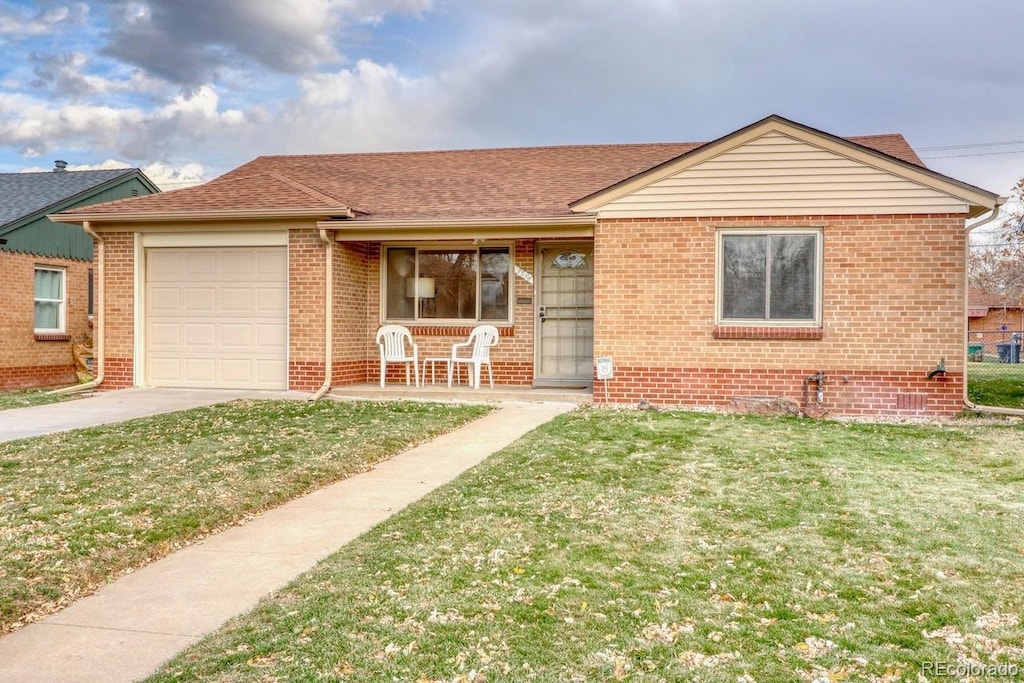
[921,149,1024,160]
[918,140,1024,151]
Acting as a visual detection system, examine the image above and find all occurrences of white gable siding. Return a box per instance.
[595,132,969,218]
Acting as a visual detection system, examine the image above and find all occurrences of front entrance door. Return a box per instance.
[536,243,594,385]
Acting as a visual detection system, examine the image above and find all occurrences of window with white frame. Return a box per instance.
[34,266,67,333]
[384,245,511,322]
[717,229,822,325]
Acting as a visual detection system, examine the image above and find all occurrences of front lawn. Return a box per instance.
[150,409,1024,682]
[0,387,79,411]
[0,399,490,633]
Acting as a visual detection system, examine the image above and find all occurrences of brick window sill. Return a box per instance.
[34,333,72,342]
[408,325,514,338]
[713,326,823,340]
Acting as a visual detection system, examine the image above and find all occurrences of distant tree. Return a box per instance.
[969,176,1024,302]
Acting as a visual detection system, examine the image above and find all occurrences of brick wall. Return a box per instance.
[287,230,328,391]
[594,214,967,417]
[0,250,92,389]
[99,233,136,389]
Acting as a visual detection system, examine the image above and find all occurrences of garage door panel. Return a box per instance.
[255,360,287,384]
[221,251,255,275]
[146,246,288,390]
[183,358,217,382]
[256,287,287,312]
[221,323,253,346]
[185,287,217,312]
[148,288,181,312]
[221,359,253,382]
[257,249,287,274]
[185,252,217,277]
[148,251,182,278]
[149,321,182,346]
[256,322,287,348]
[221,287,256,312]
[184,322,217,346]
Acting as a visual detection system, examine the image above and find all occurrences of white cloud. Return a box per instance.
[0,85,244,160]
[19,157,207,190]
[0,2,88,36]
[265,58,447,153]
[140,160,207,189]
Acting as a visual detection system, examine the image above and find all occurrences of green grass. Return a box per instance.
[0,399,490,633]
[968,362,1024,409]
[146,409,1024,682]
[0,388,79,411]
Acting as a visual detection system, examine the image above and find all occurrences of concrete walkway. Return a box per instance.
[0,397,575,682]
[0,388,310,442]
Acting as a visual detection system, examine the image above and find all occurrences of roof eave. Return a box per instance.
[51,206,356,226]
[321,214,597,241]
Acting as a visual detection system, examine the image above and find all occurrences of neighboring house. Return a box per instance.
[968,288,1023,333]
[0,162,160,389]
[54,116,1002,417]
[967,288,1023,362]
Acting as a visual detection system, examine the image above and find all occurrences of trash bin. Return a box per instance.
[967,343,983,361]
[996,342,1021,363]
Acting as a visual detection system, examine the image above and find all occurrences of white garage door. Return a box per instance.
[146,247,288,389]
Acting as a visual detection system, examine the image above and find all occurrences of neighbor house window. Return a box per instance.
[34,266,66,333]
[87,268,94,317]
[384,245,511,322]
[717,230,821,325]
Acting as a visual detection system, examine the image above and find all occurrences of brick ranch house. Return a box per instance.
[0,163,159,389]
[54,116,1002,417]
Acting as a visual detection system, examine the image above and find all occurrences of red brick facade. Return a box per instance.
[0,250,92,390]
[80,216,971,418]
[593,214,967,416]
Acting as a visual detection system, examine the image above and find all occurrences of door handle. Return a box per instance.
[538,305,546,322]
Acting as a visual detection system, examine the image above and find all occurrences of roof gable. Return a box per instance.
[0,168,159,259]
[0,168,152,229]
[570,116,1000,218]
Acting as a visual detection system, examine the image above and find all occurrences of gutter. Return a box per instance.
[961,198,1022,416]
[309,228,334,401]
[52,207,356,225]
[50,221,104,395]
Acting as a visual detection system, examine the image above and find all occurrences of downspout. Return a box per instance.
[51,221,104,395]
[962,201,1021,415]
[309,228,334,400]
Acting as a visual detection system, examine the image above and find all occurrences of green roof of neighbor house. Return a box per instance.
[0,164,159,260]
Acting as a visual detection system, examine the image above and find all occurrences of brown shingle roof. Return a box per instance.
[969,288,1023,309]
[63,132,924,220]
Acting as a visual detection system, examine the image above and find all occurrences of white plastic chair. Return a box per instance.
[375,324,419,388]
[448,325,499,389]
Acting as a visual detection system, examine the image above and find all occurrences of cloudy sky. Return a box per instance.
[0,0,1021,208]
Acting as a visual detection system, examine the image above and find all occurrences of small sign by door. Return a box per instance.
[595,356,613,380]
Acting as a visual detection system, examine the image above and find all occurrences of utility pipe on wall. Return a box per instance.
[309,228,334,401]
[51,221,104,395]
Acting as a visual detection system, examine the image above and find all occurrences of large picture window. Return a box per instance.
[384,245,511,322]
[718,230,821,325]
[34,266,67,333]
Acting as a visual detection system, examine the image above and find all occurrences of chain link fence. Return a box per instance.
[966,328,1024,409]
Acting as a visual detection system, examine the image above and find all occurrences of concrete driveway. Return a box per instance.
[0,388,310,442]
